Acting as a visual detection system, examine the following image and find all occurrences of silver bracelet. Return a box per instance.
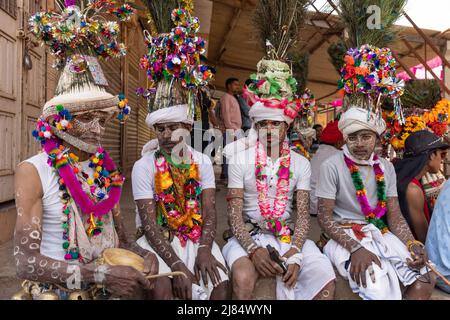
[198,244,210,249]
[170,259,183,269]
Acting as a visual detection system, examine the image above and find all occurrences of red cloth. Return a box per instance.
[320,120,343,144]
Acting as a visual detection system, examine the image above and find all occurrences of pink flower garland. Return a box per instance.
[255,141,292,243]
[43,138,124,218]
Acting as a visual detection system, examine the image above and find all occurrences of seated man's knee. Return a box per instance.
[231,257,258,299]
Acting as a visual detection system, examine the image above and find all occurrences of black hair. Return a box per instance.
[244,78,253,86]
[313,124,323,130]
[225,78,239,88]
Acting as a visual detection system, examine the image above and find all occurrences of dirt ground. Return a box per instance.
[1,172,449,300]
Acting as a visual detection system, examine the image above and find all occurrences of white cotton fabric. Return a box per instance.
[132,146,216,227]
[338,107,386,139]
[145,104,192,128]
[136,235,228,300]
[227,145,311,220]
[310,144,342,215]
[248,101,294,124]
[324,223,420,300]
[222,236,335,300]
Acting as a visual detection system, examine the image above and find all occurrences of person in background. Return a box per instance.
[310,124,323,153]
[236,79,253,133]
[426,178,450,294]
[219,78,242,180]
[310,120,344,216]
[394,130,449,243]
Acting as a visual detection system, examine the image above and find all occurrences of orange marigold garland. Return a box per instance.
[154,150,203,247]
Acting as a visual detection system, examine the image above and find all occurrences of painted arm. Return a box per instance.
[317,197,361,252]
[227,188,258,253]
[111,205,158,276]
[386,196,415,244]
[291,190,311,250]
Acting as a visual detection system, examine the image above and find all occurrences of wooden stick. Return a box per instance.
[426,262,450,287]
[145,271,187,280]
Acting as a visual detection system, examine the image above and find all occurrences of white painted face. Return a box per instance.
[346,130,377,160]
[68,110,115,145]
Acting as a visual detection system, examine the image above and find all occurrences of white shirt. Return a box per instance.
[132,147,216,227]
[24,153,95,261]
[310,144,342,215]
[227,145,311,223]
[315,152,397,222]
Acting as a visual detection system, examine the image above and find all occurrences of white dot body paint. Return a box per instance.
[27,256,36,264]
[29,243,40,250]
[23,224,32,231]
[21,237,28,245]
[37,268,45,276]
[27,265,35,273]
[32,216,40,225]
[39,260,48,267]
[17,207,24,217]
[51,271,60,279]
[52,262,61,270]
[29,230,40,240]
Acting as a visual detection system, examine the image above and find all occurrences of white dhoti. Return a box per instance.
[222,233,336,300]
[137,235,228,300]
[323,223,420,300]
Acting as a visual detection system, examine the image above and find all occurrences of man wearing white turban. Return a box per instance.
[222,61,336,299]
[131,6,229,300]
[316,107,436,300]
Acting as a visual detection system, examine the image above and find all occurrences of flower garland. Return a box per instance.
[32,105,124,261]
[255,141,292,243]
[383,99,450,150]
[29,0,135,68]
[294,141,310,160]
[154,150,203,247]
[343,154,389,233]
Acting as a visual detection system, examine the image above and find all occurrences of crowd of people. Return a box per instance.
[12,2,450,301]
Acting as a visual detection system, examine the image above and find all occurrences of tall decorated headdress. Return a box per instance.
[27,1,136,262]
[138,0,214,127]
[325,0,407,138]
[30,0,134,153]
[244,0,310,125]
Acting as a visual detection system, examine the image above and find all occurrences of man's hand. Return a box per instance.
[282,264,300,289]
[142,252,159,289]
[251,247,284,277]
[281,248,301,288]
[104,265,153,299]
[350,247,381,288]
[194,247,228,288]
[407,243,428,270]
[171,262,198,300]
